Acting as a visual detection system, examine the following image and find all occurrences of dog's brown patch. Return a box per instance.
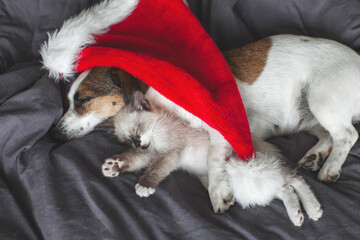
[77,95,125,117]
[73,67,149,118]
[111,68,149,105]
[223,37,272,85]
[328,146,333,154]
[77,67,117,100]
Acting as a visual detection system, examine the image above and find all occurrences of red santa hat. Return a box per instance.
[40,0,255,161]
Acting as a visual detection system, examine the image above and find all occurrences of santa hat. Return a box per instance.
[40,0,255,161]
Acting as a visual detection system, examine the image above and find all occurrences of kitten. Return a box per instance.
[102,91,323,226]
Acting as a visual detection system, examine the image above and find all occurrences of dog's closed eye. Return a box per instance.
[74,92,92,107]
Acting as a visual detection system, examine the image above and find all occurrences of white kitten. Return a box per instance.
[102,91,323,226]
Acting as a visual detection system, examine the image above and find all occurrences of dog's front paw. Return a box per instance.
[102,158,125,177]
[135,183,155,198]
[317,163,341,182]
[209,185,235,213]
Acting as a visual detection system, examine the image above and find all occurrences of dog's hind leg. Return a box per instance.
[290,176,323,221]
[316,123,358,181]
[277,185,304,227]
[305,71,359,181]
[298,125,333,171]
[307,95,358,181]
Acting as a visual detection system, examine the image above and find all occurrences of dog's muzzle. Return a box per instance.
[51,111,105,142]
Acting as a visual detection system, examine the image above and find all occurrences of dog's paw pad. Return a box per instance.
[102,158,124,177]
[298,153,324,171]
[135,183,155,198]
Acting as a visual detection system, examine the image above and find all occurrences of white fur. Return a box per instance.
[40,0,139,80]
[237,35,360,181]
[226,152,285,207]
[227,139,322,225]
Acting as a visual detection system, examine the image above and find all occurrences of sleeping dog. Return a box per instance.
[53,34,360,207]
[52,67,149,142]
[222,34,360,182]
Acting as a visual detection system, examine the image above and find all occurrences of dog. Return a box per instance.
[52,34,360,210]
[52,67,149,142]
[100,90,323,226]
[223,34,360,182]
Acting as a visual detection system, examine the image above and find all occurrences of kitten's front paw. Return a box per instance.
[209,185,235,214]
[102,158,124,177]
[135,183,155,198]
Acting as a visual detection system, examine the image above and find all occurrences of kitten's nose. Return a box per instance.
[130,136,141,148]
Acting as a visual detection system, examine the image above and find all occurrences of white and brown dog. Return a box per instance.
[223,34,360,182]
[52,34,360,211]
[52,67,149,142]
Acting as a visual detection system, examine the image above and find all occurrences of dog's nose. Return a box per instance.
[51,126,70,143]
[130,136,141,148]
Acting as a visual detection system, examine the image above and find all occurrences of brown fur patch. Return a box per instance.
[77,67,117,100]
[77,95,125,117]
[111,68,149,104]
[74,67,149,118]
[328,146,333,154]
[223,38,272,84]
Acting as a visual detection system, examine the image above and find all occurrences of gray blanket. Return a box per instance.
[1,0,359,239]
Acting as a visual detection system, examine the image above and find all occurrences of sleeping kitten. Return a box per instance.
[102,91,323,226]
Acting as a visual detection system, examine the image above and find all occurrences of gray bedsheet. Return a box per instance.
[1,0,359,239]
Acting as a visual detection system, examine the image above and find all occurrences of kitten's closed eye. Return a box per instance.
[121,140,133,148]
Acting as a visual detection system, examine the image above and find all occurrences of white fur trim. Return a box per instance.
[40,0,139,80]
[226,152,285,208]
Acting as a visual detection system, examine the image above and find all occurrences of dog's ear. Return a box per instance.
[110,68,149,105]
[131,91,150,111]
[94,117,115,134]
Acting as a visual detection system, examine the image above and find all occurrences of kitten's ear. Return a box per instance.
[131,91,150,111]
[94,117,115,134]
